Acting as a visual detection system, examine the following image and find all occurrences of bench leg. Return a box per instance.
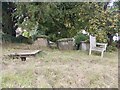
[21,57,26,61]
[89,49,91,55]
[101,51,104,58]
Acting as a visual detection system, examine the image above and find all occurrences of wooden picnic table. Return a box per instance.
[8,50,42,61]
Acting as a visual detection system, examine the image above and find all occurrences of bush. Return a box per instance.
[2,33,33,44]
[57,38,73,42]
[74,33,89,44]
[36,34,49,39]
[95,31,107,43]
[107,45,117,52]
[48,34,57,42]
[107,42,118,52]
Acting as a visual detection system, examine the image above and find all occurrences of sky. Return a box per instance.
[108,0,118,7]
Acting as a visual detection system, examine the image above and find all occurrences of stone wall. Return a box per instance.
[33,37,48,47]
[80,41,90,51]
[57,38,75,50]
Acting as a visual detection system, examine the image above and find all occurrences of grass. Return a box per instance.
[1,43,118,88]
[2,70,34,88]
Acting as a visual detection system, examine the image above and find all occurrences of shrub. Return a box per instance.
[36,34,49,39]
[107,45,117,52]
[95,31,107,43]
[74,33,89,44]
[2,33,33,44]
[107,42,118,52]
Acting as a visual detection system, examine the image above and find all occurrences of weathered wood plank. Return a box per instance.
[9,50,41,56]
[7,50,42,61]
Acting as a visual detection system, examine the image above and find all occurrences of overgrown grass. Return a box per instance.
[2,70,34,88]
[1,44,118,88]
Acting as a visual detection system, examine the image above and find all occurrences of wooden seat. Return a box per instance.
[8,50,41,61]
[89,35,107,58]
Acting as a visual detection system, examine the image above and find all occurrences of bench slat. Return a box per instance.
[9,50,41,56]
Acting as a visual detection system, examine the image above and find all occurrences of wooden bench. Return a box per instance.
[89,35,107,58]
[8,50,42,61]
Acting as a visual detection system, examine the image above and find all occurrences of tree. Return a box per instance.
[12,2,119,43]
[2,2,16,36]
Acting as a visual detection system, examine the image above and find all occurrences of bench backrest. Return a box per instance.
[90,35,96,48]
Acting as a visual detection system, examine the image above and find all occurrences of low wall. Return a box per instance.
[33,37,48,47]
[80,41,90,51]
[57,38,75,50]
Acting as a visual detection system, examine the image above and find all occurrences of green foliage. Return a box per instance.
[74,33,89,44]
[107,42,118,52]
[22,31,30,38]
[36,34,49,39]
[114,1,120,10]
[95,30,108,43]
[12,3,89,41]
[2,2,16,36]
[81,2,119,43]
[2,33,32,44]
[107,45,118,52]
[57,38,73,42]
[9,2,119,43]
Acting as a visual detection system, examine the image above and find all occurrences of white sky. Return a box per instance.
[108,0,118,6]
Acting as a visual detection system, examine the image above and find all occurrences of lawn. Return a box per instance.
[1,44,118,88]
